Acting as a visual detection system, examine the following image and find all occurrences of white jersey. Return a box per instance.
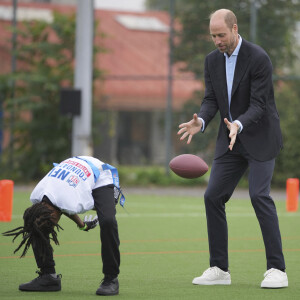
[30,156,114,215]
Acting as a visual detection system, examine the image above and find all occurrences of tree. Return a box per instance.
[1,12,104,180]
[147,0,300,77]
[273,80,300,186]
[0,75,10,156]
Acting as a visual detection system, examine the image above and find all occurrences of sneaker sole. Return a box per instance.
[261,281,288,289]
[192,280,231,285]
[19,285,61,292]
[96,290,119,296]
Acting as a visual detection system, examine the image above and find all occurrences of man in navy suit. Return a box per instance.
[178,9,287,288]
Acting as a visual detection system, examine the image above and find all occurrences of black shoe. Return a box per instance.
[96,276,119,296]
[19,271,61,292]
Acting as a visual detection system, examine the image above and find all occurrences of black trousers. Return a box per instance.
[92,184,120,277]
[33,184,120,277]
[204,139,285,271]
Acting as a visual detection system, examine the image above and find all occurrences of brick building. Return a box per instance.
[0,2,201,164]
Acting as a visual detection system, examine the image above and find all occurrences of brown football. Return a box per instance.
[169,154,209,179]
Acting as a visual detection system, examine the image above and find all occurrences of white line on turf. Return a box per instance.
[11,211,300,219]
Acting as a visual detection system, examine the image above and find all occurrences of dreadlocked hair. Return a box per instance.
[2,202,63,260]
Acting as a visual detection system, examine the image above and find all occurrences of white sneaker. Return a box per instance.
[192,267,231,285]
[261,268,288,288]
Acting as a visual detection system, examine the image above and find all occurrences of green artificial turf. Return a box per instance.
[0,189,299,299]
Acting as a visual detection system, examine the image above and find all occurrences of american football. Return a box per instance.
[169,154,209,179]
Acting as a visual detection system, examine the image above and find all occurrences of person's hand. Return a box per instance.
[224,118,239,151]
[178,114,202,144]
[79,215,98,231]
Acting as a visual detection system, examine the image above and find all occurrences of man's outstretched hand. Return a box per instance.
[178,114,202,144]
[224,118,239,151]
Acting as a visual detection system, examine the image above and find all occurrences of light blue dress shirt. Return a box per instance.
[224,35,243,132]
[199,35,243,133]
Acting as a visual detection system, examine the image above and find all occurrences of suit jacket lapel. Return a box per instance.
[212,53,228,103]
[231,40,250,97]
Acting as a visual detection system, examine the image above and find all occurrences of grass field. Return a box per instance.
[0,189,299,299]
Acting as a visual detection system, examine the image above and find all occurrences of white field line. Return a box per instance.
[11,211,300,219]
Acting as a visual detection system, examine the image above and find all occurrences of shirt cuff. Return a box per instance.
[233,120,243,133]
[198,117,205,132]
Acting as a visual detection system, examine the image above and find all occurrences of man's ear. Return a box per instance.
[233,24,238,33]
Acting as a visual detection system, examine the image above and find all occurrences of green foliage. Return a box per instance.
[0,75,9,158]
[273,80,300,186]
[1,12,104,180]
[147,0,300,77]
[1,12,76,180]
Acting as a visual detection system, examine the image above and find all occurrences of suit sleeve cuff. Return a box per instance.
[233,120,243,133]
[198,117,205,132]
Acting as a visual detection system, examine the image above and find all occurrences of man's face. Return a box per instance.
[209,18,238,56]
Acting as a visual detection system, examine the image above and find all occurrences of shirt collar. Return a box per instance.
[224,35,242,58]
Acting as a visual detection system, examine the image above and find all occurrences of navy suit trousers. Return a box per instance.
[204,139,285,271]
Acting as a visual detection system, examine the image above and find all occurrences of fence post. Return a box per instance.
[0,180,14,222]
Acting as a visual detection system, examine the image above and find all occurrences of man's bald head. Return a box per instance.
[210,9,237,30]
[209,9,239,56]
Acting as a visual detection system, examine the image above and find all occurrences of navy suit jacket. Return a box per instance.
[198,38,283,161]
